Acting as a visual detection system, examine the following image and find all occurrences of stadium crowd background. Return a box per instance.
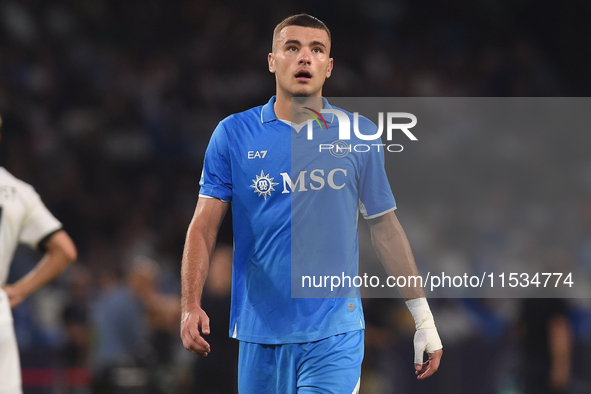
[1,0,591,393]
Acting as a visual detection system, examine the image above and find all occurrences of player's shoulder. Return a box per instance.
[329,104,353,116]
[218,104,265,131]
[331,105,376,127]
[0,167,36,194]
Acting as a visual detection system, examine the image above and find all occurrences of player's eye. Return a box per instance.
[312,48,323,53]
[288,46,298,52]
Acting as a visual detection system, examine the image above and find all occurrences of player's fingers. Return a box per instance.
[416,349,443,380]
[415,359,429,374]
[428,349,443,372]
[200,313,210,335]
[416,360,432,380]
[414,340,426,365]
[181,329,209,356]
[181,323,209,351]
[190,327,211,352]
[180,328,198,351]
[181,331,198,353]
[1,286,15,306]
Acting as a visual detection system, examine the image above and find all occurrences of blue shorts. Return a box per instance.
[238,330,363,394]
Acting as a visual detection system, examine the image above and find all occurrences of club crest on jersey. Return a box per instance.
[251,170,279,200]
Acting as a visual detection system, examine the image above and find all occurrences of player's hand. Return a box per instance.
[180,305,211,356]
[1,285,26,308]
[415,348,442,379]
[413,327,443,380]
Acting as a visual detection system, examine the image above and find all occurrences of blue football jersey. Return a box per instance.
[199,96,396,344]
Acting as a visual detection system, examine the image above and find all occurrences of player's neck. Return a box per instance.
[274,91,324,123]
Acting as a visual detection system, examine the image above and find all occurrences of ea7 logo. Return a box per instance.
[280,169,347,194]
[306,109,417,141]
[248,150,267,159]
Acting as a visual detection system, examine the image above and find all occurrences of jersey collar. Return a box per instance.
[260,96,336,124]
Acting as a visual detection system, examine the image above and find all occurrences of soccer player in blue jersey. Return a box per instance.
[181,14,443,393]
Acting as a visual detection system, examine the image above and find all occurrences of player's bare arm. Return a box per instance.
[367,211,424,299]
[2,230,77,308]
[367,210,443,379]
[180,196,228,356]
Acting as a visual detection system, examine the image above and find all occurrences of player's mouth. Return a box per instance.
[295,69,312,82]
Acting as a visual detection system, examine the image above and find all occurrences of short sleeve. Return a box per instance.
[358,138,396,219]
[19,187,62,249]
[199,121,233,201]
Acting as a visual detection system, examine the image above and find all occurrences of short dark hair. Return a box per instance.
[272,14,331,51]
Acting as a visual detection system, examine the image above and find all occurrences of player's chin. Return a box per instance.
[291,86,312,95]
[291,85,320,97]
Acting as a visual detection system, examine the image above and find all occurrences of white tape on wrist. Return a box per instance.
[405,297,435,329]
[406,298,443,364]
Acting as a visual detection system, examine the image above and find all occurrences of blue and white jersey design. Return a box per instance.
[199,96,396,344]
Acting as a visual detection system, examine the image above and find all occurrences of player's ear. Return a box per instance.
[268,53,276,73]
[326,58,333,79]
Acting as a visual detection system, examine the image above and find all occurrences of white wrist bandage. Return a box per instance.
[405,298,443,364]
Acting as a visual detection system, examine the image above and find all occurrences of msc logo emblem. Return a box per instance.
[251,170,279,200]
[251,168,348,199]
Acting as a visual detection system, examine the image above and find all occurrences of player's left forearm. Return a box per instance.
[368,211,425,300]
[368,211,443,376]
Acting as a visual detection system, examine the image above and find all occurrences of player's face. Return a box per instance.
[269,26,333,98]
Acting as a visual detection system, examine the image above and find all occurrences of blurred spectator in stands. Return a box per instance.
[126,256,180,365]
[62,265,93,369]
[61,265,93,392]
[90,255,181,394]
[90,262,150,394]
[520,298,573,394]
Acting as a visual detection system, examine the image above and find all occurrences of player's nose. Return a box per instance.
[298,49,311,65]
